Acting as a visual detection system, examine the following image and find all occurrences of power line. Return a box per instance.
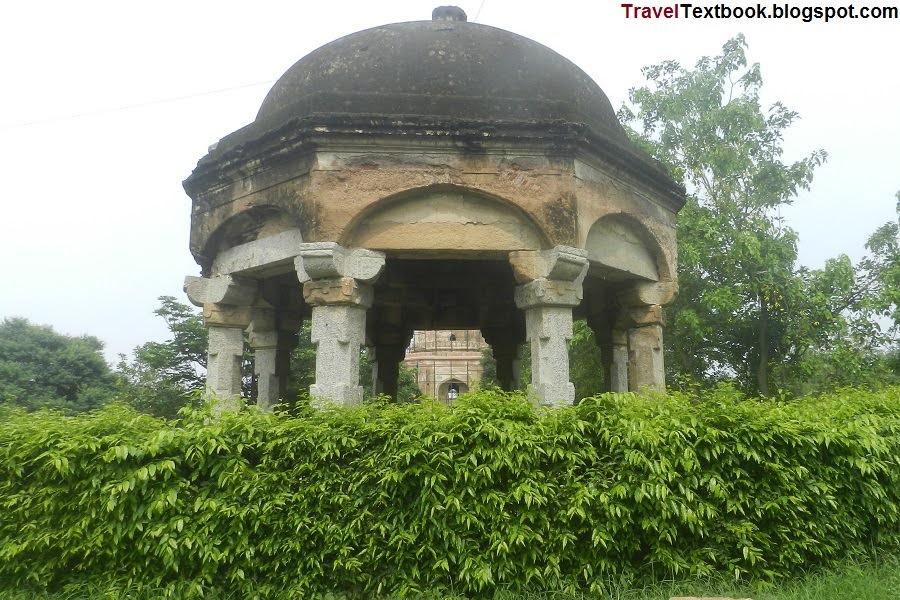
[473,0,487,22]
[0,79,275,131]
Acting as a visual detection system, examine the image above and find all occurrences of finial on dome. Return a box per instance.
[432,6,467,21]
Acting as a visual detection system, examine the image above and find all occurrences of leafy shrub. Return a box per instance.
[2,387,900,597]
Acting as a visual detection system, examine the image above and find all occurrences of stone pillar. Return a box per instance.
[305,281,370,405]
[493,343,522,391]
[625,305,665,392]
[367,322,412,400]
[367,346,382,396]
[373,343,407,399]
[587,315,612,393]
[587,310,629,394]
[482,328,523,391]
[296,243,386,407]
[206,324,245,408]
[610,328,630,392]
[276,330,299,403]
[248,314,279,410]
[619,282,677,393]
[184,275,258,411]
[517,292,577,406]
[510,246,589,407]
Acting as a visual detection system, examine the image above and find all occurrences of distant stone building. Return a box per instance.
[404,330,487,402]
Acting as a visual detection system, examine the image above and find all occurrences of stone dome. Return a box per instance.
[240,10,630,146]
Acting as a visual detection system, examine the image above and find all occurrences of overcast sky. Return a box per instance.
[1,0,897,362]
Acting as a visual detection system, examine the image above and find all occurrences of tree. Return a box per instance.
[569,320,605,400]
[853,193,900,382]
[620,35,830,395]
[621,39,900,396]
[116,296,208,418]
[0,317,114,412]
[773,231,900,395]
[394,363,422,403]
[860,193,900,330]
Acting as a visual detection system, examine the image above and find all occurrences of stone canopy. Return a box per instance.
[183,6,685,409]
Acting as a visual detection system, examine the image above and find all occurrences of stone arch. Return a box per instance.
[202,206,303,277]
[438,378,469,401]
[584,213,673,282]
[341,185,550,255]
[203,206,298,261]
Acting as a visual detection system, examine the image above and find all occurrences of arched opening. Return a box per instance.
[342,186,548,256]
[438,379,469,403]
[202,206,301,277]
[584,214,667,282]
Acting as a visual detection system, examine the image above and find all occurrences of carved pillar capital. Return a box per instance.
[295,242,386,283]
[622,303,664,327]
[302,277,375,308]
[508,245,589,285]
[619,281,678,307]
[184,274,258,308]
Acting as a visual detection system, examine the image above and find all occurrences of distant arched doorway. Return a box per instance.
[438,379,469,403]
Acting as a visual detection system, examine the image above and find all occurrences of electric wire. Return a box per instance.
[473,0,487,22]
[0,79,275,130]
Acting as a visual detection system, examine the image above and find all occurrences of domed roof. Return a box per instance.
[250,9,629,143]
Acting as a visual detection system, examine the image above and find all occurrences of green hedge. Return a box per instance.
[2,387,900,597]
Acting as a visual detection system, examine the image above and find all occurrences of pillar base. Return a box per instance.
[528,382,575,408]
[310,383,364,408]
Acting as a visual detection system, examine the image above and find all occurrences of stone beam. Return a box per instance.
[211,229,305,276]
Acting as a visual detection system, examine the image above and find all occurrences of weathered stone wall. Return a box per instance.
[189,143,679,287]
[574,157,678,283]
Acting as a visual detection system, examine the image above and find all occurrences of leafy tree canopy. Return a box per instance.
[861,193,900,330]
[0,317,114,411]
[116,296,207,418]
[621,35,895,395]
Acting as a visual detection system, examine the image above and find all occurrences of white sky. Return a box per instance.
[1,0,897,362]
